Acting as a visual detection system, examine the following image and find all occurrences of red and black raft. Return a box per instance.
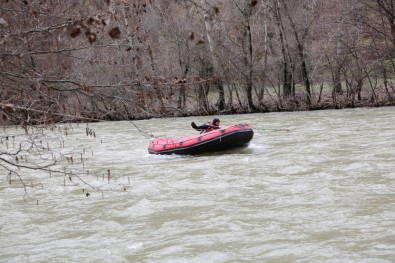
[148,124,254,155]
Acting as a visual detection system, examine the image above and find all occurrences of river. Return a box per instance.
[1,107,394,262]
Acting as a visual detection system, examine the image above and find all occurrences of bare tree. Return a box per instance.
[272,0,293,98]
[199,0,225,111]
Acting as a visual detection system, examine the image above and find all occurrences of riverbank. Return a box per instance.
[1,90,395,126]
[162,91,395,120]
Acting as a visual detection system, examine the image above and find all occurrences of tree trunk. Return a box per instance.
[274,0,293,98]
[245,20,256,111]
[334,68,343,94]
[201,0,225,111]
[281,0,311,104]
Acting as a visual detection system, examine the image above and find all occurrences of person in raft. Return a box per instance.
[191,118,221,133]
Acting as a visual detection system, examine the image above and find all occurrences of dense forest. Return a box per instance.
[1,0,395,125]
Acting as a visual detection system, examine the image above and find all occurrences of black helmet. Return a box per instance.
[212,118,220,126]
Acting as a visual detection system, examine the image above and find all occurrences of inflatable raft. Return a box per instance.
[148,124,254,155]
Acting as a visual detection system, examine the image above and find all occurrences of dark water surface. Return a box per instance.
[1,107,394,262]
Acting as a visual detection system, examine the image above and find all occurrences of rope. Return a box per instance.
[258,128,290,132]
[0,103,102,122]
[1,103,155,140]
[129,121,154,139]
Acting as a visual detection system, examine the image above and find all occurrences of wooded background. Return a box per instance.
[1,0,395,125]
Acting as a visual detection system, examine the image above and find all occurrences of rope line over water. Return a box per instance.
[1,103,155,139]
[0,103,102,122]
[129,121,154,139]
[257,128,290,132]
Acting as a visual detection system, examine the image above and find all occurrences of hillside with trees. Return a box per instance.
[1,0,395,125]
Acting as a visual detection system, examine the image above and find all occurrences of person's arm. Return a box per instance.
[191,122,210,130]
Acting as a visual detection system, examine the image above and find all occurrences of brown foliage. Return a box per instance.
[68,25,81,38]
[109,27,121,39]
